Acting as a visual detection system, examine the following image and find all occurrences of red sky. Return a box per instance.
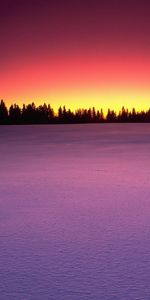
[0,0,150,112]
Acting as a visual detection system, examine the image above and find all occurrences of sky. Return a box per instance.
[0,0,150,112]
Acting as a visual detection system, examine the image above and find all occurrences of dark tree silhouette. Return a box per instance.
[118,107,128,122]
[0,100,8,124]
[106,109,117,122]
[0,100,150,124]
[58,106,63,123]
[9,104,21,124]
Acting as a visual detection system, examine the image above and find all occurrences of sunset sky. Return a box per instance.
[0,0,150,112]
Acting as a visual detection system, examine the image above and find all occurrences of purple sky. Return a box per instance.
[1,0,149,64]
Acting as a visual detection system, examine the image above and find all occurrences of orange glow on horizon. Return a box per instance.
[1,53,150,113]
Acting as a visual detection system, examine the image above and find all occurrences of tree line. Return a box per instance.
[0,99,150,124]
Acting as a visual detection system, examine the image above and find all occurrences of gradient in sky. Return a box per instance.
[0,0,150,112]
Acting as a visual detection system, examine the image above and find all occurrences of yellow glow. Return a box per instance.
[4,87,150,115]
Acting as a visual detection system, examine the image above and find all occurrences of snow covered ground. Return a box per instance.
[0,124,150,300]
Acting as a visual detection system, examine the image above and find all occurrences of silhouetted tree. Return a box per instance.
[0,100,8,124]
[9,104,21,124]
[106,109,117,122]
[22,103,37,124]
[0,100,150,124]
[58,106,63,123]
[118,106,128,122]
[47,104,54,122]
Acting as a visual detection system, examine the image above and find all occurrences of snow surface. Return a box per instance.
[0,124,150,300]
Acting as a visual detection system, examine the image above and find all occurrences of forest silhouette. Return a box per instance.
[0,100,150,124]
